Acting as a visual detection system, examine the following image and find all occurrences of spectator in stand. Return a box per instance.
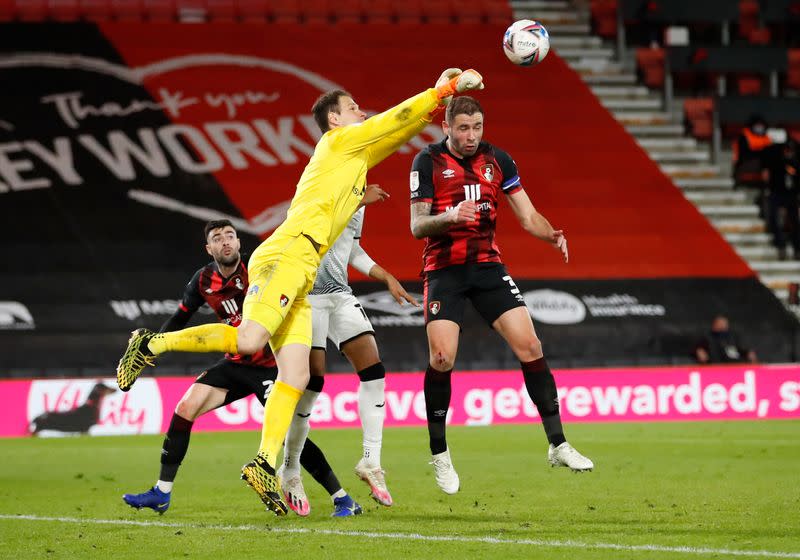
[694,315,758,364]
[763,140,800,260]
[732,114,773,187]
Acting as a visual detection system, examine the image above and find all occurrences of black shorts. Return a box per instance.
[194,359,278,406]
[423,262,526,326]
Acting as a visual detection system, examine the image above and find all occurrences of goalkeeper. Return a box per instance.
[116,68,485,516]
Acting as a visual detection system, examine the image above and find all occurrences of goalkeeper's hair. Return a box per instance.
[204,219,236,240]
[312,89,351,133]
[446,96,484,124]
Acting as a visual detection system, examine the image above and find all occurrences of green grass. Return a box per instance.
[1,421,799,560]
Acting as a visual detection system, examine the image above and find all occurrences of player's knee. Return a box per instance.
[516,337,544,362]
[430,351,455,372]
[175,396,201,421]
[236,330,267,356]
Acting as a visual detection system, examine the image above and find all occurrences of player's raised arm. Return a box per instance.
[332,69,485,155]
[506,189,568,263]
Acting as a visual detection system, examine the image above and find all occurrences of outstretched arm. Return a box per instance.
[506,189,569,263]
[160,270,204,332]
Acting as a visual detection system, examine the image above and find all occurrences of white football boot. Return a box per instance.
[355,458,393,506]
[548,442,594,472]
[276,465,310,516]
[430,449,460,494]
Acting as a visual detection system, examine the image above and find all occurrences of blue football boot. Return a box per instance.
[331,494,362,517]
[123,486,171,514]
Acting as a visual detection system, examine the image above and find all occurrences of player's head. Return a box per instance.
[711,315,730,332]
[312,89,366,133]
[443,96,484,158]
[204,219,241,267]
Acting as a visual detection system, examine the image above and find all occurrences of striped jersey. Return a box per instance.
[410,139,523,272]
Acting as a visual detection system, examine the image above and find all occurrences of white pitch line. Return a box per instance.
[1,514,798,558]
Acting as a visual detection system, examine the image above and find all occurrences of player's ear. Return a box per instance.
[205,244,212,256]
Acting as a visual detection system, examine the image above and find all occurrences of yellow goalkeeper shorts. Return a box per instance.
[243,233,320,351]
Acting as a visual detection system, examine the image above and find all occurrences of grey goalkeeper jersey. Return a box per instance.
[310,207,365,295]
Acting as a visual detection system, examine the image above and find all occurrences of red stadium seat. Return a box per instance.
[483,0,512,25]
[111,0,144,21]
[301,0,331,24]
[684,98,713,140]
[636,47,665,89]
[453,0,483,24]
[334,0,361,23]
[16,0,48,20]
[736,74,762,95]
[49,0,81,20]
[788,49,800,91]
[143,0,175,21]
[395,0,422,23]
[236,0,267,22]
[80,0,112,20]
[747,26,771,45]
[591,0,618,38]
[269,0,299,23]
[423,0,453,24]
[362,0,393,23]
[738,0,758,39]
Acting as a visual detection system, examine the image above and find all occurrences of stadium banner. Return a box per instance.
[4,364,799,438]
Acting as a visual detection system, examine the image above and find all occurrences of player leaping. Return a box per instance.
[410,96,593,495]
[117,68,485,515]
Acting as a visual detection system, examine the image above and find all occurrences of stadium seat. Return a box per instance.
[362,0,392,23]
[684,97,714,140]
[591,0,618,38]
[395,0,422,23]
[269,0,300,23]
[16,0,48,20]
[423,0,453,24]
[301,0,331,24]
[143,0,175,21]
[236,0,267,22]
[49,0,81,20]
[747,26,772,44]
[483,0,512,25]
[111,0,144,21]
[0,0,15,20]
[788,49,800,90]
[736,74,763,95]
[80,0,112,20]
[636,47,666,88]
[334,0,362,23]
[738,0,759,39]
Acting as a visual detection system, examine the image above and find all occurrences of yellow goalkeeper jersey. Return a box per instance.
[271,88,441,256]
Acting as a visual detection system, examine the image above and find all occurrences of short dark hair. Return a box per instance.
[204,219,235,240]
[446,96,484,124]
[312,89,351,133]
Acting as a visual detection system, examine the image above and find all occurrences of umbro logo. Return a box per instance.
[442,169,455,178]
[376,402,385,408]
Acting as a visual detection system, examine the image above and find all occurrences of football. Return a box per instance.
[502,19,550,66]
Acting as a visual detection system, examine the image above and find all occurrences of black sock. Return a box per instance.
[424,365,452,455]
[356,362,386,382]
[521,358,566,447]
[299,437,342,496]
[159,413,194,483]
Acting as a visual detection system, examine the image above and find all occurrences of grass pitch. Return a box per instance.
[1,421,798,560]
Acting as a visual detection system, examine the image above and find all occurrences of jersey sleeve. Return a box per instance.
[160,269,204,332]
[495,147,523,195]
[330,89,441,156]
[410,149,435,203]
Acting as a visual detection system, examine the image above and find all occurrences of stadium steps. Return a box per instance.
[513,0,796,309]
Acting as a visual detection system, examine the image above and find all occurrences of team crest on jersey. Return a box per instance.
[280,294,289,308]
[429,300,441,316]
[481,164,494,182]
[235,277,244,290]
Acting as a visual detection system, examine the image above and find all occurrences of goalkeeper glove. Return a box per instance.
[435,69,484,101]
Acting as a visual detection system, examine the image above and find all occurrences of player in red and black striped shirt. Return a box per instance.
[123,220,360,517]
[410,96,593,494]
